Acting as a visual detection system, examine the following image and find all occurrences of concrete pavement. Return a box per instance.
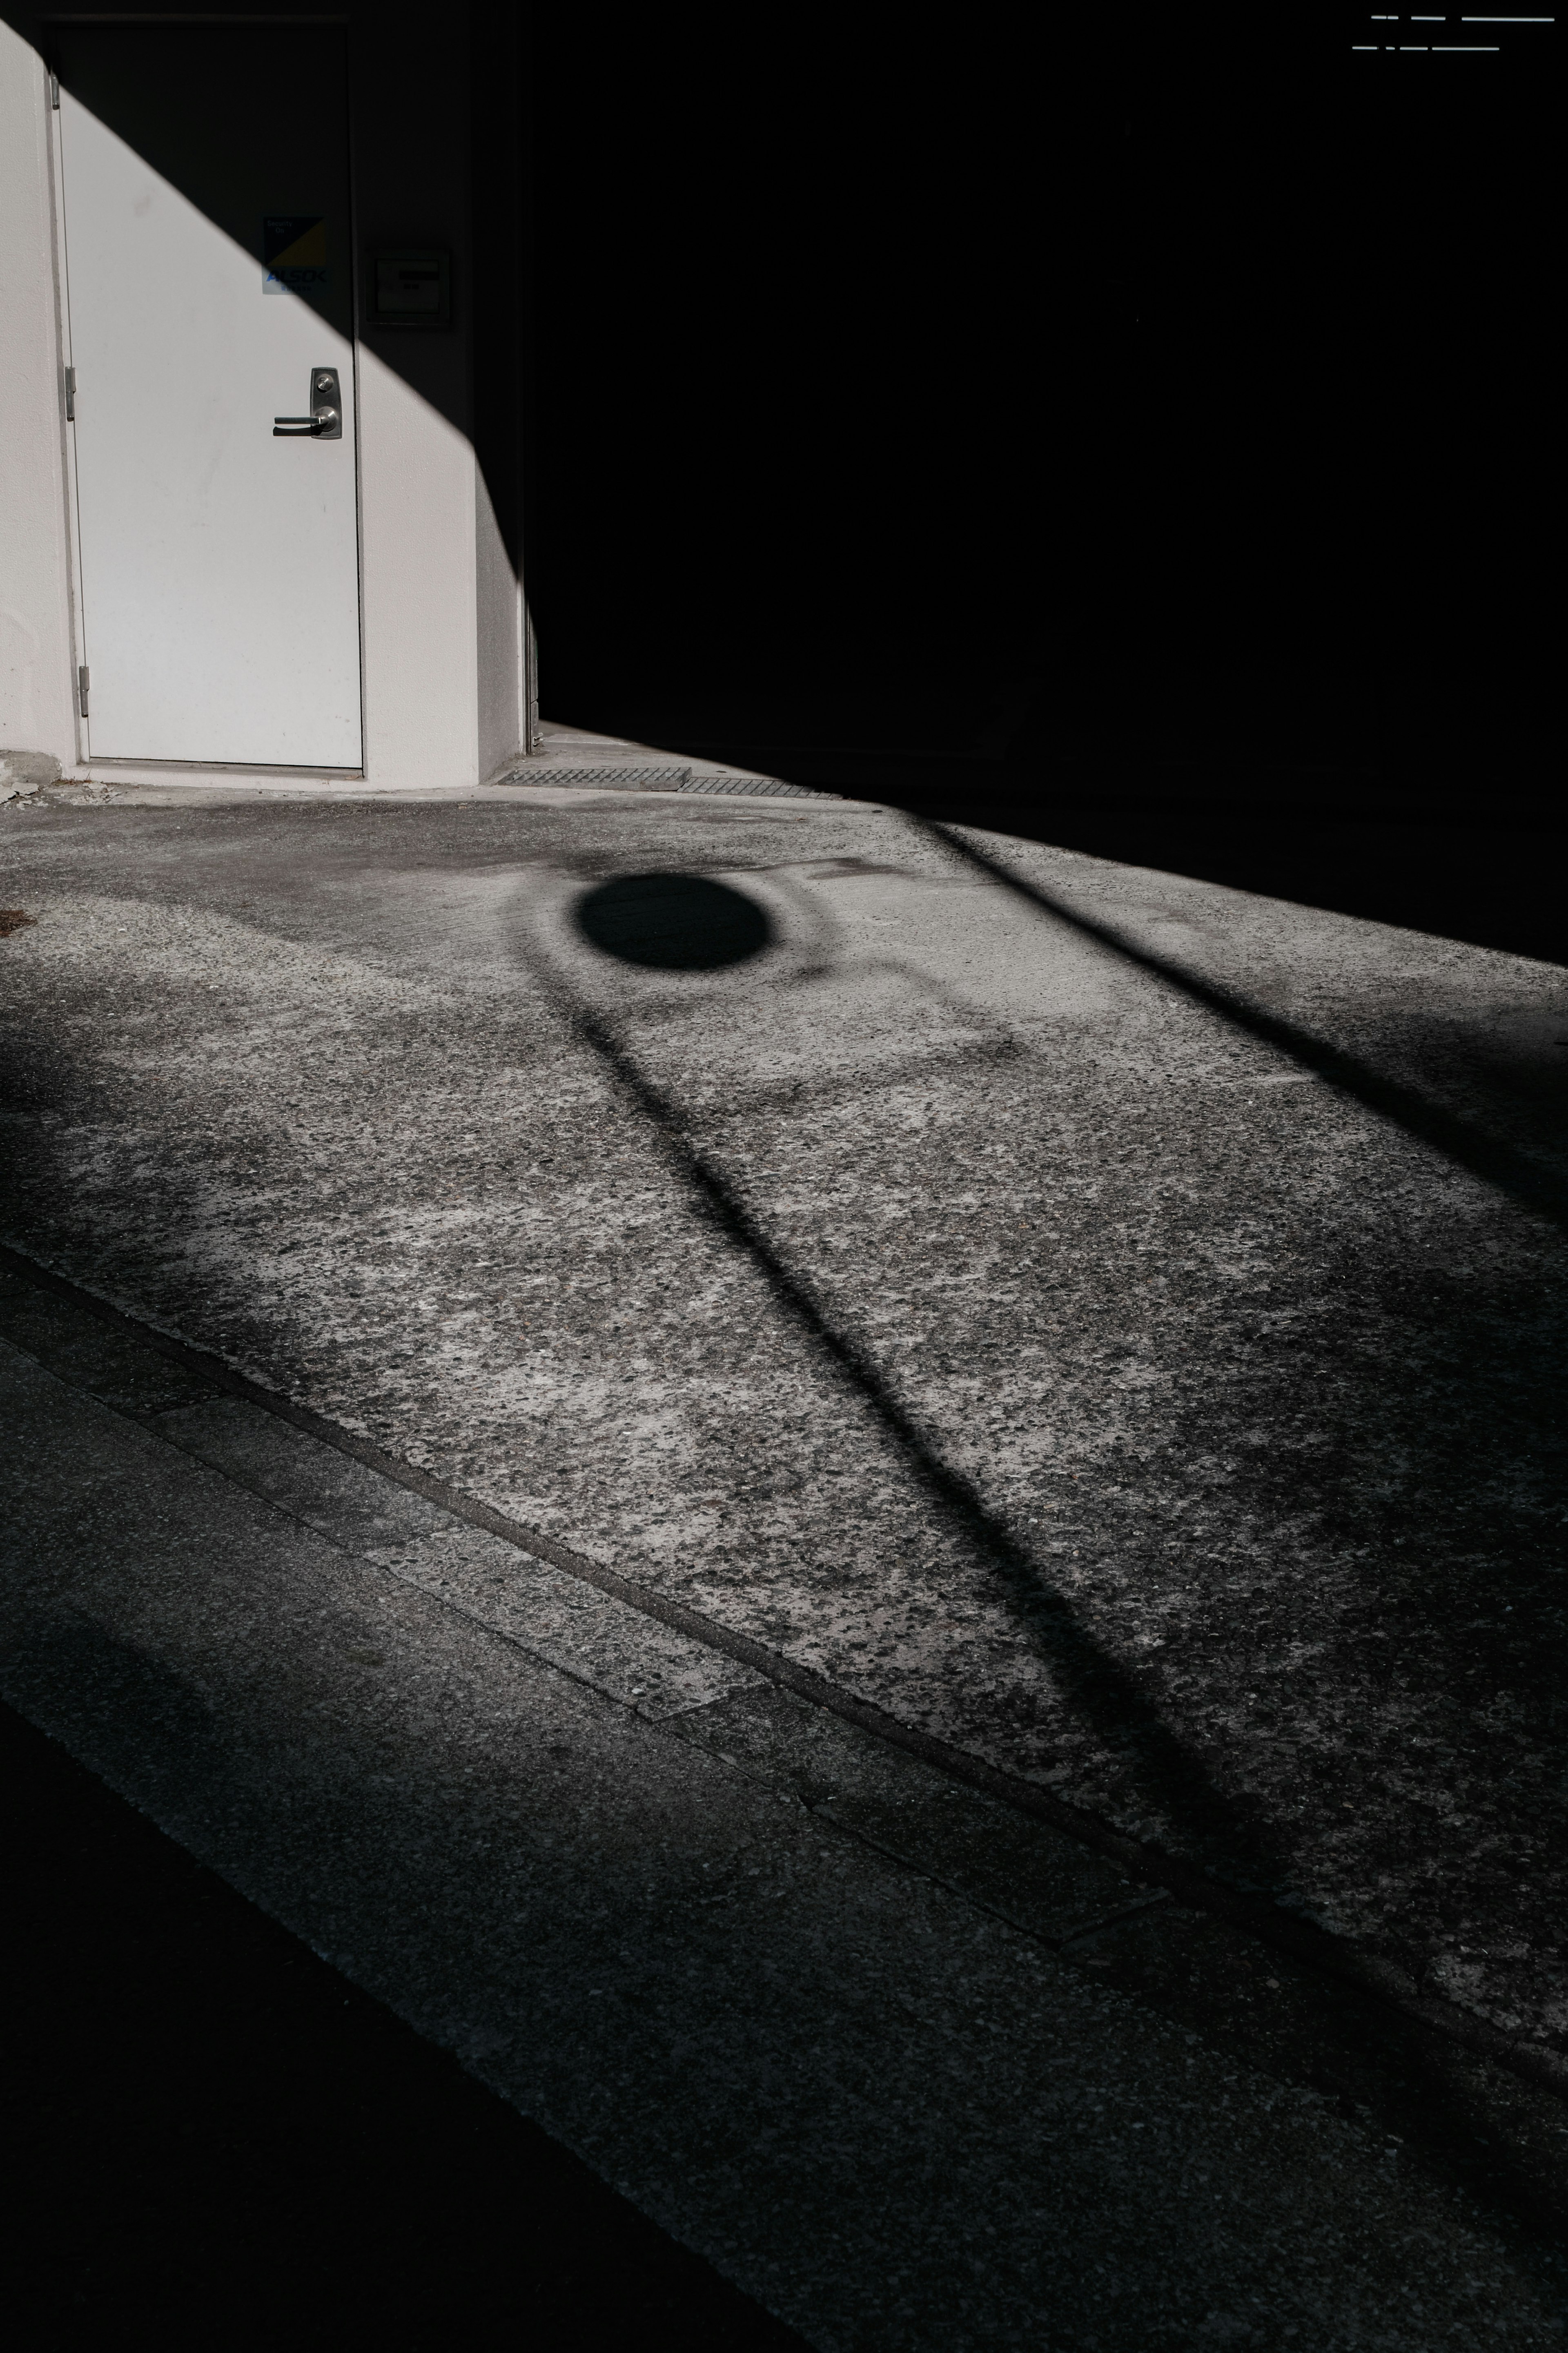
[2,783,1566,2342]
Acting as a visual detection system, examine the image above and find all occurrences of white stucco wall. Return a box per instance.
[356,346,482,791]
[475,458,526,784]
[0,18,526,794]
[0,22,80,773]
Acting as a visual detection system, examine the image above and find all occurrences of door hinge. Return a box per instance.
[50,72,60,109]
[64,366,75,421]
[78,665,90,717]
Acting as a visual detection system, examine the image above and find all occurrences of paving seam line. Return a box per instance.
[6,1327,1195,1992]
[32,1362,1183,1965]
[0,1349,1262,2060]
[3,1231,1564,2106]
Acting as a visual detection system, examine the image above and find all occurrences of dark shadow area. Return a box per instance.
[1,1697,808,2349]
[570,743,1566,968]
[2,0,525,577]
[606,734,1568,965]
[575,874,773,972]
[581,678,1044,765]
[534,16,1556,891]
[4,1263,1566,2289]
[915,784,1566,972]
[42,22,354,342]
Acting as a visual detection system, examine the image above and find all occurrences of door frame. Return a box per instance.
[42,11,369,776]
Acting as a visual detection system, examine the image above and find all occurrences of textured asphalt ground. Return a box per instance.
[2,784,1565,2344]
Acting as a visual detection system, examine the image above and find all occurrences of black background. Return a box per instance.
[4,1701,808,2347]
[526,9,1557,787]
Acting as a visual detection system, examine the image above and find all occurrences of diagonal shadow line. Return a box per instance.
[915,821,1568,1234]
[547,941,1568,2248]
[566,999,1285,1891]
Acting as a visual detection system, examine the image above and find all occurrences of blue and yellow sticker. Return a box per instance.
[263,216,329,296]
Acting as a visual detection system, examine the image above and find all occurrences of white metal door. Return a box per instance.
[56,26,361,767]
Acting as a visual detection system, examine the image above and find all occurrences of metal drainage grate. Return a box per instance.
[501,765,689,790]
[501,764,843,800]
[679,773,843,799]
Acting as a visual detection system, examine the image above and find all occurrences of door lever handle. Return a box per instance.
[273,368,343,439]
